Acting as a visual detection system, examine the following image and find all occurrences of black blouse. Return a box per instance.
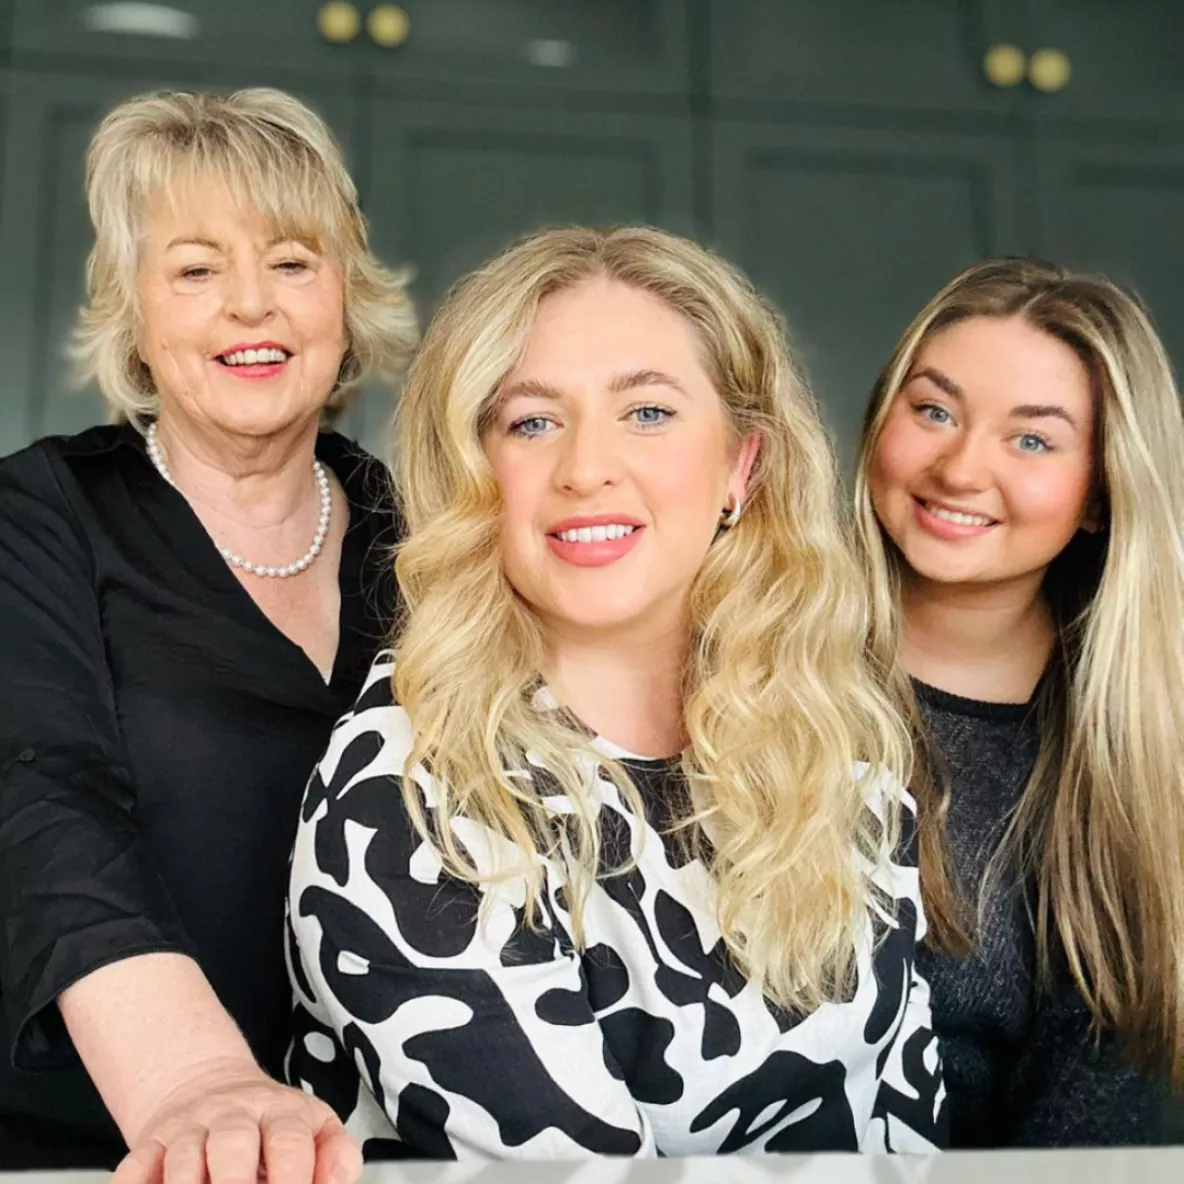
[0,423,398,1169]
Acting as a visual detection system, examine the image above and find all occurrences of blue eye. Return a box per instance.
[917,403,951,425]
[509,415,553,438]
[632,404,673,427]
[1017,433,1051,454]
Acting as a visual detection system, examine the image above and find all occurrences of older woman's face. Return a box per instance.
[483,277,758,643]
[136,178,347,439]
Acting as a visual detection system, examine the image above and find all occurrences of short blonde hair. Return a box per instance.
[74,87,417,425]
[393,225,911,1014]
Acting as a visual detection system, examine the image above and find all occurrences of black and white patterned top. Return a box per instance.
[286,652,947,1158]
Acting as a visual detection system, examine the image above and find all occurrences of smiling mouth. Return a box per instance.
[216,347,292,367]
[916,498,998,527]
[551,524,639,544]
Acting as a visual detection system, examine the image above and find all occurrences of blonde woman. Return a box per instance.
[287,226,946,1158]
[856,257,1182,1145]
[0,90,415,1179]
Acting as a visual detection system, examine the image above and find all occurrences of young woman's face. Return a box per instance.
[868,314,1098,595]
[482,276,758,644]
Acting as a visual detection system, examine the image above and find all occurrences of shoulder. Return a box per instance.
[0,427,142,557]
[317,432,395,514]
[313,649,411,792]
[2,422,124,478]
[855,761,918,831]
[854,762,923,924]
[1,425,138,506]
[316,433,405,567]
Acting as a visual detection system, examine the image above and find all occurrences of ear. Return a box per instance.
[729,432,762,504]
[1079,488,1106,534]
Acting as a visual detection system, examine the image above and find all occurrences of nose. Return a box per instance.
[224,258,274,325]
[552,415,622,496]
[930,428,991,493]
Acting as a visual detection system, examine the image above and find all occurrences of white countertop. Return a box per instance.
[11,1148,1184,1184]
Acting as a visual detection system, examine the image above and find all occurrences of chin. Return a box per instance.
[208,402,319,438]
[544,594,657,635]
[911,560,993,586]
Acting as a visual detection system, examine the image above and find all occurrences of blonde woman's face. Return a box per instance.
[868,314,1097,594]
[483,277,758,643]
[136,178,347,439]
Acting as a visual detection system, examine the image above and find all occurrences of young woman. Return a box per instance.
[856,256,1183,1146]
[285,226,947,1157]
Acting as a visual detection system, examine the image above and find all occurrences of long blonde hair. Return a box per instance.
[855,256,1184,1083]
[393,225,911,1013]
[75,87,416,424]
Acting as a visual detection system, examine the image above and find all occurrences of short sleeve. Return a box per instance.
[0,446,193,1069]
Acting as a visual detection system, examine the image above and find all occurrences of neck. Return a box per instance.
[545,618,687,759]
[153,410,322,529]
[901,569,1054,704]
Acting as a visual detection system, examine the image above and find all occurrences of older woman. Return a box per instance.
[0,89,415,1179]
[287,227,947,1158]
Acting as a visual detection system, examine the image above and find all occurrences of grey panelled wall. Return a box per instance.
[710,122,1018,466]
[356,99,696,445]
[1,0,1183,461]
[1032,126,1184,374]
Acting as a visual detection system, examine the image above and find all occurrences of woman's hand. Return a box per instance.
[111,1058,362,1184]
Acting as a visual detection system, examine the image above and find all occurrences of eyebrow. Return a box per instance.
[164,234,308,252]
[607,368,688,397]
[911,367,1079,430]
[499,369,689,404]
[498,378,563,402]
[910,366,964,399]
[166,235,222,252]
[1010,403,1079,429]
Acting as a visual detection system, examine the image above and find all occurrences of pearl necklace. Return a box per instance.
[145,422,331,578]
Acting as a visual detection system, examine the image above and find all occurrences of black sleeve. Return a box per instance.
[0,446,194,1070]
[1005,965,1163,1146]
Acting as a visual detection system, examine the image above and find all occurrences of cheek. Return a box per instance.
[140,296,214,355]
[295,283,348,353]
[487,450,548,548]
[650,433,734,518]
[868,419,928,506]
[1006,464,1092,532]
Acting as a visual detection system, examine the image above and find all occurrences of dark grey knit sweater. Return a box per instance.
[913,679,1164,1148]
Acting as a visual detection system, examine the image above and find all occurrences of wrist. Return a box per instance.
[125,1051,265,1145]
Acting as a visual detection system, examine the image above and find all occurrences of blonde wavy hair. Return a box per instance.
[854,256,1184,1083]
[74,87,417,426]
[392,225,912,1013]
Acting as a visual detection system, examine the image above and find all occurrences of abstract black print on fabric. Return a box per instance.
[286,652,947,1158]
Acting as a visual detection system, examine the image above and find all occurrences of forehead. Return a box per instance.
[513,277,708,378]
[138,166,327,252]
[913,315,1093,414]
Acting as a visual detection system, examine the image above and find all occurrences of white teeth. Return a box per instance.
[221,347,288,366]
[556,524,637,543]
[927,503,994,527]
